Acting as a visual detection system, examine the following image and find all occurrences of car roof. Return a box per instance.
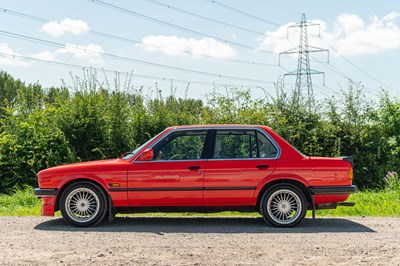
[167,124,271,130]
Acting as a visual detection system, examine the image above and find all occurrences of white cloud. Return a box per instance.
[139,35,237,59]
[41,18,89,37]
[32,51,56,61]
[56,43,104,63]
[32,44,104,64]
[336,14,364,34]
[258,12,400,56]
[0,43,29,66]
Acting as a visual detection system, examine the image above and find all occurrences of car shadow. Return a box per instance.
[34,216,375,234]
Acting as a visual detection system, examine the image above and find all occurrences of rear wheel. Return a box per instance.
[260,184,307,227]
[60,182,107,227]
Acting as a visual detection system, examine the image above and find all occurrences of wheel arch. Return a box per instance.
[55,178,110,212]
[256,179,312,209]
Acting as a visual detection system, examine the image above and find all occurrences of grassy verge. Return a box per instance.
[0,187,41,216]
[0,187,398,217]
[310,190,400,217]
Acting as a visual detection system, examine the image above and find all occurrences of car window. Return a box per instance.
[257,131,278,158]
[152,130,207,160]
[213,130,277,159]
[121,131,164,160]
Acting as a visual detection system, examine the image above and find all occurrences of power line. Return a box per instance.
[257,0,300,15]
[205,0,281,27]
[0,52,276,89]
[143,0,265,36]
[0,7,277,67]
[319,37,394,91]
[254,1,395,91]
[250,2,395,92]
[311,56,383,96]
[0,30,277,85]
[87,0,276,55]
[279,13,328,106]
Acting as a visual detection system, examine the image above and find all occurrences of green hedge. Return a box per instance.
[0,70,399,193]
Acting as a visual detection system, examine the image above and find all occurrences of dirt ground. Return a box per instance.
[0,216,399,265]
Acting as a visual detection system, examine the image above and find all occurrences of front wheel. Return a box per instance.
[59,182,107,227]
[260,184,307,227]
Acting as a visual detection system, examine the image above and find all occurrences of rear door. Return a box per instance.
[128,129,209,206]
[204,129,278,206]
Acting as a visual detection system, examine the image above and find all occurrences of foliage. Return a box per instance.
[383,171,400,191]
[0,92,76,191]
[1,187,399,217]
[0,186,41,216]
[0,69,400,192]
[313,189,400,217]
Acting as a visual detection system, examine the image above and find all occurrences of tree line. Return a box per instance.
[0,70,399,193]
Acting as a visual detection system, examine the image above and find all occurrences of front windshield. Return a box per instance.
[121,131,163,160]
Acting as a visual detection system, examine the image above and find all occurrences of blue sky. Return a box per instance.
[0,0,399,99]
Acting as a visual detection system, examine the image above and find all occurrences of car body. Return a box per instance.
[34,125,356,227]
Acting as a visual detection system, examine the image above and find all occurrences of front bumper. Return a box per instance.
[309,185,357,195]
[33,188,58,198]
[34,188,58,216]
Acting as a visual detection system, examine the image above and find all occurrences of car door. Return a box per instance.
[128,129,209,206]
[204,129,278,206]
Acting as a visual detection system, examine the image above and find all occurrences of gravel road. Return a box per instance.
[0,216,399,265]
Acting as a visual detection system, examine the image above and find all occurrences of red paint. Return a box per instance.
[128,160,206,206]
[41,197,56,216]
[36,125,355,216]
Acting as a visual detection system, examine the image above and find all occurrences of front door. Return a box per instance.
[128,129,209,206]
[204,129,277,206]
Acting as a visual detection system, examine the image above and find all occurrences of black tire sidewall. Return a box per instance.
[260,183,307,227]
[60,182,107,227]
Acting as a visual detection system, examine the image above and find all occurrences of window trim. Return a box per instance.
[133,128,212,163]
[133,126,281,163]
[208,128,280,161]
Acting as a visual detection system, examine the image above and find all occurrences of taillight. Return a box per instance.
[348,168,353,181]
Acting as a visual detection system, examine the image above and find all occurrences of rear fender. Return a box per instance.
[254,174,311,206]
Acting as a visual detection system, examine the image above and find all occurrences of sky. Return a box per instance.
[0,0,399,100]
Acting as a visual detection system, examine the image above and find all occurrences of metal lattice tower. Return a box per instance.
[279,13,329,106]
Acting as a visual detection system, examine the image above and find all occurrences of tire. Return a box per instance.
[59,182,107,227]
[260,184,307,227]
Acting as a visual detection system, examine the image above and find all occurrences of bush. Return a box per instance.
[0,108,76,192]
[0,70,399,192]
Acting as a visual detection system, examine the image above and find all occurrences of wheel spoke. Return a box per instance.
[266,188,303,225]
[65,187,101,223]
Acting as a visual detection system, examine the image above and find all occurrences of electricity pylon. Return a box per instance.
[279,13,329,107]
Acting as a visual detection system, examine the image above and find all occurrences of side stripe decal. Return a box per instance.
[109,186,256,192]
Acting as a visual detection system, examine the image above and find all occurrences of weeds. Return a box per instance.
[0,187,398,217]
[0,186,41,216]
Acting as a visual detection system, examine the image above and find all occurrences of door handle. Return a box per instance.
[256,165,269,169]
[188,166,201,170]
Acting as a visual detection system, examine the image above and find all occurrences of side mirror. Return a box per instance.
[137,148,154,161]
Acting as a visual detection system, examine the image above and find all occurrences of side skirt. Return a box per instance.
[115,206,258,214]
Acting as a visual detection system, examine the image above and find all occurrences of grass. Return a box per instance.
[0,187,399,217]
[0,186,41,216]
[311,190,400,217]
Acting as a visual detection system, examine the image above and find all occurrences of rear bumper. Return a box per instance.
[309,185,357,195]
[34,188,58,216]
[315,201,356,209]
